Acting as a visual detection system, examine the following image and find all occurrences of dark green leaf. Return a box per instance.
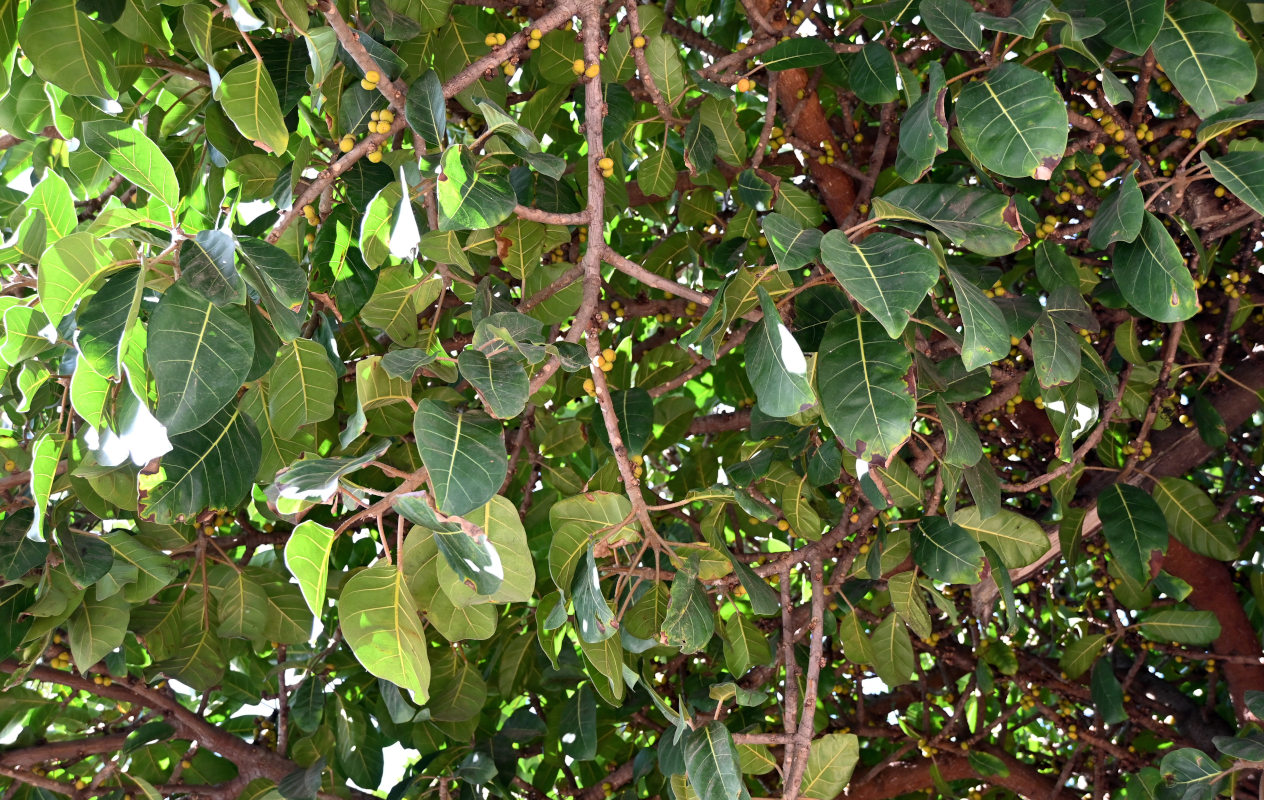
[819,230,938,338]
[1113,213,1198,323]
[1099,484,1168,583]
[412,399,507,516]
[817,308,914,458]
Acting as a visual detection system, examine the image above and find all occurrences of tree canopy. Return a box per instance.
[0,0,1263,799]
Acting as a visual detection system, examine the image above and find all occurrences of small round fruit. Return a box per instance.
[339,135,354,153]
[364,70,380,83]
[530,28,542,39]
[572,58,586,75]
[584,62,600,79]
[601,348,616,362]
[367,149,383,163]
[360,78,376,91]
[633,35,646,48]
[528,39,539,49]
[598,156,614,170]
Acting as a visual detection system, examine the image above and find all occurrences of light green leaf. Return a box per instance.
[817,308,915,458]
[268,339,337,438]
[147,281,255,435]
[210,567,269,639]
[67,592,129,671]
[871,613,915,687]
[437,145,517,231]
[661,555,714,653]
[436,496,535,605]
[645,34,688,109]
[339,563,431,701]
[1099,484,1168,583]
[820,230,938,338]
[285,520,337,616]
[888,571,932,640]
[952,506,1050,568]
[746,288,815,418]
[549,492,634,596]
[1112,212,1198,323]
[37,232,111,325]
[1153,0,1257,119]
[638,147,678,197]
[722,612,770,676]
[18,0,118,97]
[1139,609,1221,645]
[1197,100,1264,142]
[1059,633,1105,679]
[799,733,860,800]
[955,62,1067,179]
[80,120,180,210]
[412,399,507,517]
[215,59,289,155]
[25,172,76,244]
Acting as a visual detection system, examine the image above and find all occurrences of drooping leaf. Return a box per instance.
[912,516,985,584]
[1089,164,1144,248]
[895,62,949,181]
[1098,484,1168,583]
[215,58,290,154]
[412,399,507,517]
[1200,151,1264,217]
[819,230,938,338]
[874,185,1028,256]
[36,232,112,326]
[285,520,337,616]
[745,288,815,418]
[436,145,517,231]
[762,212,822,271]
[817,308,915,458]
[268,339,337,438]
[683,722,751,800]
[147,281,255,435]
[338,564,431,700]
[919,0,982,51]
[1112,212,1198,323]
[799,733,860,800]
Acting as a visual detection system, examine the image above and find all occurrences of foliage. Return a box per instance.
[0,0,1263,799]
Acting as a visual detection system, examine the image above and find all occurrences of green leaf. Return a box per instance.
[934,396,982,467]
[912,517,984,584]
[683,722,751,800]
[285,520,336,616]
[944,267,1010,371]
[645,34,688,108]
[661,555,714,653]
[966,751,1011,778]
[67,592,129,671]
[405,70,446,150]
[1097,0,1164,54]
[952,506,1050,568]
[972,0,1049,38]
[875,185,1028,256]
[817,308,915,458]
[850,42,898,105]
[80,120,180,210]
[18,0,118,97]
[338,564,431,701]
[1089,164,1144,248]
[1113,213,1198,323]
[1200,151,1264,217]
[560,684,598,760]
[268,339,337,438]
[722,612,770,676]
[919,0,982,51]
[104,533,177,603]
[412,399,507,517]
[437,145,517,231]
[1153,0,1257,119]
[274,443,390,502]
[148,281,255,435]
[1197,100,1264,142]
[210,567,269,639]
[1057,632,1104,678]
[871,613,915,687]
[638,147,678,197]
[1099,484,1168,583]
[140,403,263,524]
[1152,478,1237,560]
[57,528,114,588]
[25,171,76,244]
[458,349,529,420]
[888,571,931,639]
[762,38,837,70]
[819,230,939,338]
[179,231,243,307]
[762,212,822,271]
[746,288,815,418]
[215,59,290,155]
[1091,660,1127,726]
[955,62,1067,179]
[37,231,111,325]
[799,732,860,800]
[571,547,616,642]
[1139,609,1221,645]
[895,62,949,181]
[1030,313,1081,388]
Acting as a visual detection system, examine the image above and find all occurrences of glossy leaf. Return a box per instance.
[1113,213,1198,323]
[955,63,1067,179]
[1099,484,1168,583]
[81,120,180,210]
[1152,0,1256,119]
[339,564,431,700]
[1200,151,1264,217]
[819,230,938,338]
[412,399,507,517]
[817,309,915,458]
[745,288,815,418]
[285,521,337,616]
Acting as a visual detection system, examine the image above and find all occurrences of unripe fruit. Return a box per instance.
[633,35,646,48]
[584,62,600,79]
